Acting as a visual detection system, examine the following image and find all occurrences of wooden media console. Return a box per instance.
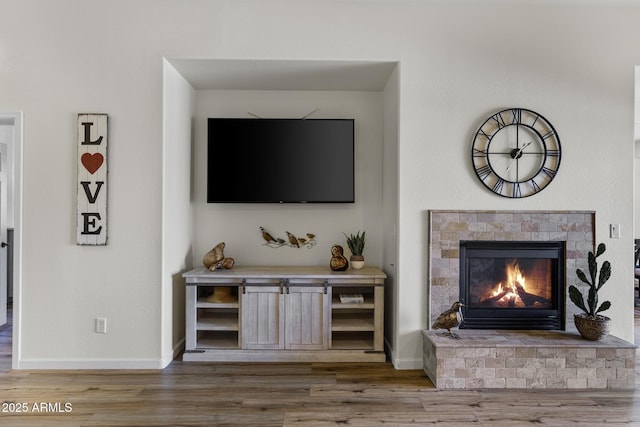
[183,266,386,362]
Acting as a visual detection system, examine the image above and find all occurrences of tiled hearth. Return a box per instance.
[424,210,637,389]
[423,330,635,389]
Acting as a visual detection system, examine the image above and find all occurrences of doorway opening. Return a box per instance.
[635,66,640,308]
[0,112,22,370]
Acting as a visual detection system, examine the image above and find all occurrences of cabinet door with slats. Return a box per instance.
[241,285,284,350]
[285,284,328,350]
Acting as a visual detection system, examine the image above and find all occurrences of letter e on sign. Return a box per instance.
[77,114,107,245]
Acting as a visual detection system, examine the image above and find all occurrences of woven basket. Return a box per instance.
[574,314,611,341]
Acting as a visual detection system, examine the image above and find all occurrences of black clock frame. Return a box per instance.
[471,108,562,198]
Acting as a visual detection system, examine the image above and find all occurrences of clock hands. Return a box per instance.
[506,141,533,172]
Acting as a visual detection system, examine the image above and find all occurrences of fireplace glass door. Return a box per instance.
[459,240,565,330]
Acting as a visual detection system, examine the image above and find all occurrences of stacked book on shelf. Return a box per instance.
[339,293,364,304]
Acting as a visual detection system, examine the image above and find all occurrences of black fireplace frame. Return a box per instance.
[459,240,566,330]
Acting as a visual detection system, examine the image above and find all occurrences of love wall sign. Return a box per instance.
[77,114,108,245]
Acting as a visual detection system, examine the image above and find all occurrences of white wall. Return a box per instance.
[192,90,384,267]
[162,60,195,364]
[5,1,166,368]
[392,2,638,366]
[381,67,400,361]
[1,0,637,369]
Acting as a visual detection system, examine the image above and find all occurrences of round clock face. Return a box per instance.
[471,108,561,198]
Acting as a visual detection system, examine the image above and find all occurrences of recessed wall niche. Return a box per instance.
[165,58,398,268]
[162,57,400,364]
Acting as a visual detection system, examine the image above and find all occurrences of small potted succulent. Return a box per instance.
[344,230,366,269]
[568,242,612,340]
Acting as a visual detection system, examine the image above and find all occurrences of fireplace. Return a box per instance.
[459,240,566,330]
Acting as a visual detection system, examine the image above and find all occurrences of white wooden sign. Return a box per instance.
[77,114,108,245]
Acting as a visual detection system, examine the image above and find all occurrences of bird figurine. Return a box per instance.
[260,227,277,243]
[432,301,464,339]
[286,231,299,248]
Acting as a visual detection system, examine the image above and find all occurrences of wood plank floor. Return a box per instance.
[0,306,638,426]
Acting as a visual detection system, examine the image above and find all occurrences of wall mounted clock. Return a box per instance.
[471,108,561,198]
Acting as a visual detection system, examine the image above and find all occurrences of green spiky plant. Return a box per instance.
[568,243,612,318]
[344,230,366,256]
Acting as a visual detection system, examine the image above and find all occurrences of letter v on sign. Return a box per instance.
[77,114,108,245]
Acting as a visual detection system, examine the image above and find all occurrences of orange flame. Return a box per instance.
[490,260,526,304]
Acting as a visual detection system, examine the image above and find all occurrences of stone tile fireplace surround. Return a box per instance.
[429,210,594,327]
[424,210,636,389]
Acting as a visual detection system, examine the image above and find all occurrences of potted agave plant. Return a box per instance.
[344,230,366,270]
[568,242,612,340]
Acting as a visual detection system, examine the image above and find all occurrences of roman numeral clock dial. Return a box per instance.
[471,108,561,198]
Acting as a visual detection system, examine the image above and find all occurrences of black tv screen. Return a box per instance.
[207,118,355,203]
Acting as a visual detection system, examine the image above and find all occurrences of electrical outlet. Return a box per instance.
[95,317,107,334]
[610,224,621,239]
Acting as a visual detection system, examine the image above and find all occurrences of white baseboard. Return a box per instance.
[385,337,423,370]
[16,358,166,370]
[160,338,185,368]
[17,338,187,370]
[391,356,423,370]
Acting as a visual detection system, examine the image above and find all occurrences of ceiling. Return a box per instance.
[166,59,398,91]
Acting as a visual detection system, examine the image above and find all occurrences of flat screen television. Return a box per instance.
[207,118,355,203]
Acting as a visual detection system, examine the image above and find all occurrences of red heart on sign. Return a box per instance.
[81,153,104,174]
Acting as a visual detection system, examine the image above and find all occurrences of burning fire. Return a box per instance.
[489,260,527,306]
[476,258,551,309]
